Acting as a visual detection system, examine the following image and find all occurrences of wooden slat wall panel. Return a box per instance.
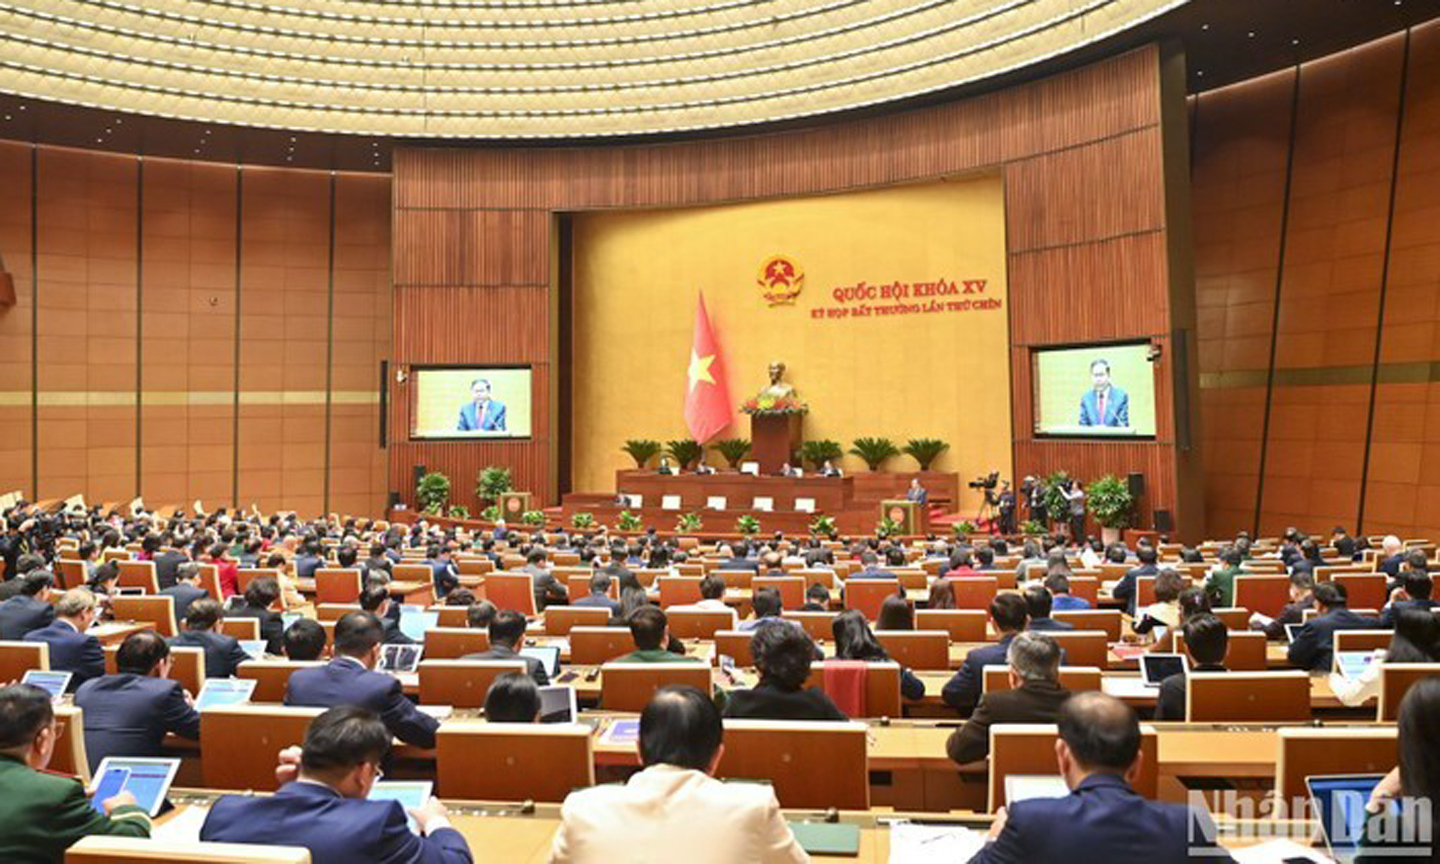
[0,141,35,496]
[393,43,1195,529]
[1192,21,1440,540]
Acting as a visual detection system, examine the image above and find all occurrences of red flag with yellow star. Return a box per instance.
[684,293,732,443]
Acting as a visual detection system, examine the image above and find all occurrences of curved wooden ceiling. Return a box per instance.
[0,0,1188,137]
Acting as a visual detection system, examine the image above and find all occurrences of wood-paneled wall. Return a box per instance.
[393,43,1203,538]
[1193,22,1440,541]
[0,142,391,517]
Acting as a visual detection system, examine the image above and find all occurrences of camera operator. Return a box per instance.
[1061,479,1086,544]
[1021,477,1048,527]
[997,481,1017,536]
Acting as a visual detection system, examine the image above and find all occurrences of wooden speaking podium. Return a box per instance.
[880,499,925,535]
[750,413,803,475]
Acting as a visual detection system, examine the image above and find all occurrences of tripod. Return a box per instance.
[974,490,996,530]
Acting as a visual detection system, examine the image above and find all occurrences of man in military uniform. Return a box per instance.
[0,683,152,861]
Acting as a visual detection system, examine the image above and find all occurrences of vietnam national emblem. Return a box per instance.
[756,255,804,307]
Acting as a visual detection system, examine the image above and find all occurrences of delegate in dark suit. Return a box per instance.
[456,399,506,432]
[230,604,285,654]
[722,682,848,721]
[202,781,472,864]
[159,583,208,622]
[461,644,549,685]
[1380,598,1439,628]
[152,550,188,590]
[170,629,252,678]
[968,773,1229,864]
[1110,562,1157,615]
[1287,608,1378,672]
[73,674,202,772]
[1154,663,1225,721]
[0,594,56,640]
[947,679,1071,764]
[285,657,440,748]
[23,620,105,690]
[573,593,622,615]
[942,635,1014,716]
[1077,385,1130,427]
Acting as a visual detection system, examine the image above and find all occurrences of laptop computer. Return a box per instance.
[238,639,268,661]
[379,643,424,674]
[1004,774,1071,804]
[398,609,439,642]
[1139,653,1188,688]
[520,645,562,680]
[21,670,72,702]
[1306,774,1387,864]
[281,611,303,632]
[1285,623,1304,644]
[194,678,257,712]
[89,757,182,817]
[538,684,578,723]
[369,780,433,835]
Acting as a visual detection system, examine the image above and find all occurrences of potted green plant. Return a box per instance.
[415,472,451,515]
[617,510,643,532]
[799,439,844,471]
[481,505,501,523]
[808,514,838,539]
[735,514,761,536]
[571,512,596,530]
[1021,519,1046,536]
[475,466,512,506]
[621,439,662,469]
[849,437,900,471]
[876,517,902,538]
[952,520,976,538]
[1086,474,1136,545]
[902,438,949,471]
[520,510,546,528]
[665,439,704,471]
[448,504,470,520]
[676,512,703,533]
[712,438,752,470]
[1041,471,1073,529]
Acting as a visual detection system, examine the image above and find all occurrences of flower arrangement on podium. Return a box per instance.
[740,394,809,416]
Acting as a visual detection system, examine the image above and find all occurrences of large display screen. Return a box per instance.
[1032,343,1156,438]
[410,367,532,440]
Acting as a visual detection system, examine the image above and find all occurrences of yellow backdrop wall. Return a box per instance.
[571,175,1013,509]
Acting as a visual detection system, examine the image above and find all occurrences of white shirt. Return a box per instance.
[668,599,738,627]
[548,764,809,864]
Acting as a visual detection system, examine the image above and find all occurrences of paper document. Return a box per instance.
[1228,838,1332,863]
[152,805,209,843]
[887,822,987,864]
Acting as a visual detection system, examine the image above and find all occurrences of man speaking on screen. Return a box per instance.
[1078,359,1128,428]
[457,379,507,432]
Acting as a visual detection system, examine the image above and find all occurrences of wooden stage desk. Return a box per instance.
[617,470,856,513]
[161,793,1316,861]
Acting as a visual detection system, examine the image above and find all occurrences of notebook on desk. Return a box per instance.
[787,822,859,856]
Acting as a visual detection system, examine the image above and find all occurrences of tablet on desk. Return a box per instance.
[89,757,181,817]
[1139,653,1187,688]
[281,612,303,632]
[1333,650,1377,680]
[369,780,433,835]
[398,610,439,642]
[238,639,267,660]
[194,678,257,712]
[538,684,578,724]
[21,670,72,701]
[1285,623,1304,644]
[520,645,562,679]
[1306,774,1387,864]
[379,643,424,674]
[1003,774,1071,804]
